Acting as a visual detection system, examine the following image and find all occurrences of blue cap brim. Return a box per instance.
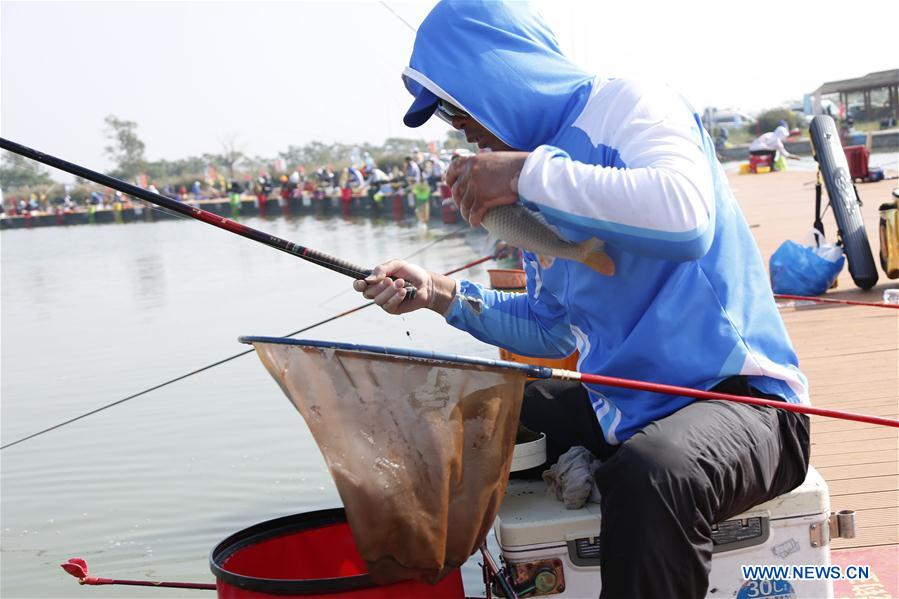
[403,87,439,128]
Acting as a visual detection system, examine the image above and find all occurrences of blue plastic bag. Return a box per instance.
[769,237,845,296]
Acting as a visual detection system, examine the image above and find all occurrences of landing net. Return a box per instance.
[242,338,527,584]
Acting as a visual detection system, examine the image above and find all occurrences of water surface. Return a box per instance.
[1,213,498,597]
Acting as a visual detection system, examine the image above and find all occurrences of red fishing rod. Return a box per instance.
[774,293,899,309]
[0,137,413,293]
[549,368,899,428]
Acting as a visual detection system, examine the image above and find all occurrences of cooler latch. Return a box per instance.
[566,536,601,567]
[711,516,770,553]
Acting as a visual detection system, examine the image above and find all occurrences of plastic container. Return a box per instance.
[867,165,884,182]
[749,154,773,173]
[487,268,527,291]
[210,509,465,599]
[843,145,870,181]
[391,193,405,220]
[441,201,459,224]
[883,289,899,305]
[511,431,546,472]
[440,184,458,224]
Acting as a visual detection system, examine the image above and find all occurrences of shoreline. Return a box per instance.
[0,192,458,230]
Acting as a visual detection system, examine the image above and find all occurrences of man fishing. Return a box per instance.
[353,1,809,597]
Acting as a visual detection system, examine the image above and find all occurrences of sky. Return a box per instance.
[2,0,897,178]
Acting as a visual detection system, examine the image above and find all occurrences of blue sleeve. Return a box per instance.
[444,258,576,358]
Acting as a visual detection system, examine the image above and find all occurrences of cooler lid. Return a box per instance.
[495,480,601,548]
[736,465,829,519]
[495,466,829,549]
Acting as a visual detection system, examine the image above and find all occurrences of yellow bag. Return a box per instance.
[879,200,899,279]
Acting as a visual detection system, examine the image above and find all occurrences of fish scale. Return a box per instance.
[481,204,615,275]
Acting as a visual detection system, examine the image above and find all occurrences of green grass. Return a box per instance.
[853,120,881,133]
[726,129,755,145]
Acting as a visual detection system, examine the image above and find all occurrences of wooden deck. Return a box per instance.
[731,169,899,555]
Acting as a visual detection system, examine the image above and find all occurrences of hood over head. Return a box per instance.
[402,0,594,151]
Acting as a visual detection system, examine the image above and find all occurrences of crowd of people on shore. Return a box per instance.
[1,148,468,222]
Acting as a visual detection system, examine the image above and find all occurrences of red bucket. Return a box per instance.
[209,508,465,599]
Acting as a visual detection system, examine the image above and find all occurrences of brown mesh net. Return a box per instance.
[251,341,526,584]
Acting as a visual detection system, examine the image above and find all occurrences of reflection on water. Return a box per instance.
[131,255,166,308]
[1,215,496,597]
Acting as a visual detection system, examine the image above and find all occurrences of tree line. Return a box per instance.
[1,115,477,192]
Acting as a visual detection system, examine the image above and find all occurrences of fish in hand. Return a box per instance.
[481,204,615,275]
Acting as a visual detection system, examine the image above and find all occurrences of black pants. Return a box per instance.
[520,378,810,599]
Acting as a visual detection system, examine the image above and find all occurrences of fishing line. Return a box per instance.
[0,253,496,451]
[379,0,417,33]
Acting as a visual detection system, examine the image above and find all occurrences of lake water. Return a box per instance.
[0,213,501,597]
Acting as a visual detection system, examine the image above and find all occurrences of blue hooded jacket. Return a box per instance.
[405,0,808,444]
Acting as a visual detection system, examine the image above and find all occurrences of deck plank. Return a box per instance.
[811,417,899,433]
[811,450,899,468]
[810,437,897,455]
[828,490,899,511]
[816,462,899,481]
[851,507,899,528]
[810,428,899,443]
[831,526,899,549]
[827,476,898,496]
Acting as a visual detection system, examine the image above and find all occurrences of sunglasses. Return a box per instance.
[435,99,470,124]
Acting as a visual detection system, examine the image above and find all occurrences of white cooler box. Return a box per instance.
[495,466,849,598]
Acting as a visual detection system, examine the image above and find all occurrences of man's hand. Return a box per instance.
[446,152,529,227]
[353,259,456,315]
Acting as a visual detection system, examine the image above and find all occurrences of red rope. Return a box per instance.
[563,371,899,428]
[774,293,899,309]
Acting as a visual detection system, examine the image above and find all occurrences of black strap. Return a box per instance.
[813,169,825,244]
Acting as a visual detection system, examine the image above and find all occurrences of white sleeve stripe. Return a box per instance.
[519,145,712,236]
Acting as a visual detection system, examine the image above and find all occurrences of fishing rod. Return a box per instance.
[0,253,496,451]
[245,340,899,429]
[62,558,216,591]
[0,137,414,293]
[59,534,517,596]
[774,293,899,309]
[552,368,899,429]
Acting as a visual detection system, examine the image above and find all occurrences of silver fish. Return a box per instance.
[481,204,615,275]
